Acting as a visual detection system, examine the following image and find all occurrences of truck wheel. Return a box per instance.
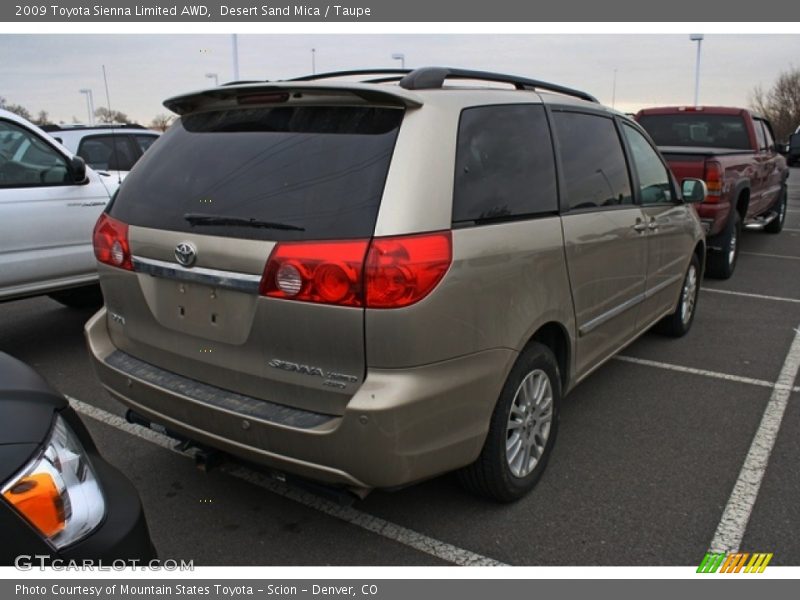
[706,211,741,279]
[48,285,103,309]
[458,342,560,502]
[653,254,700,337]
[764,187,787,234]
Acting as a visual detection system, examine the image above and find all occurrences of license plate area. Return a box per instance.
[171,281,225,330]
[137,274,259,345]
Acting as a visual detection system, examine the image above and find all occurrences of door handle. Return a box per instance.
[632,219,647,232]
[648,218,659,231]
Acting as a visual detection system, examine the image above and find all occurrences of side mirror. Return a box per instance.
[69,156,87,183]
[681,178,707,204]
[776,142,787,155]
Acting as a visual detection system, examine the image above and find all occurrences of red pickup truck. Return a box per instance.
[636,107,789,279]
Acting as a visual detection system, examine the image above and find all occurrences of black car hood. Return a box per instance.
[0,353,68,484]
[0,352,65,444]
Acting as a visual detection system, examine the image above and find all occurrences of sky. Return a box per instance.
[1,34,798,125]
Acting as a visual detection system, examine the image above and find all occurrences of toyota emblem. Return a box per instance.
[175,242,197,267]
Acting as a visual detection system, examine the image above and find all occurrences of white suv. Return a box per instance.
[0,109,120,307]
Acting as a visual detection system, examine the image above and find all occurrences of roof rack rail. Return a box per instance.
[40,123,146,131]
[221,80,266,86]
[397,67,598,103]
[223,67,598,104]
[289,69,411,82]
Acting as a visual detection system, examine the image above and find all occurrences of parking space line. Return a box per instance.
[709,325,800,553]
[782,228,800,233]
[740,251,800,261]
[66,396,506,567]
[614,355,800,393]
[702,288,800,304]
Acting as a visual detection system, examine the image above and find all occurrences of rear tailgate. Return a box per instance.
[100,102,404,417]
[657,147,709,181]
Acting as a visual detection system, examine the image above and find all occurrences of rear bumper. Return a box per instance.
[85,308,514,491]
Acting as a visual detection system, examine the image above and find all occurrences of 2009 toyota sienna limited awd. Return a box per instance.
[85,68,707,501]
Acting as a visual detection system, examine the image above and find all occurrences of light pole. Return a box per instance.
[232,34,240,81]
[611,68,618,110]
[391,53,405,69]
[79,89,94,125]
[205,72,219,86]
[311,48,316,74]
[690,33,704,106]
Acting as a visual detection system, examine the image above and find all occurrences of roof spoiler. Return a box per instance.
[163,83,423,115]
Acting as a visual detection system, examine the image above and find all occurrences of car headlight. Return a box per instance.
[1,414,106,549]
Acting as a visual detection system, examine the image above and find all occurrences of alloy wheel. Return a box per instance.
[681,264,698,326]
[506,369,553,478]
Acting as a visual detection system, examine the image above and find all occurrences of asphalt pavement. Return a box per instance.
[2,167,799,566]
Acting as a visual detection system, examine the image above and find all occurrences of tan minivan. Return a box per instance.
[86,68,707,501]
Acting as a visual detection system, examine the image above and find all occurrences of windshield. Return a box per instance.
[109,105,403,241]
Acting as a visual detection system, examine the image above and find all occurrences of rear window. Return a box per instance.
[109,106,403,241]
[78,135,138,171]
[637,113,750,150]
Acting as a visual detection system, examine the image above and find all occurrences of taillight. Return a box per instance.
[92,213,132,270]
[260,231,453,309]
[704,161,723,203]
[260,240,369,307]
[365,232,452,308]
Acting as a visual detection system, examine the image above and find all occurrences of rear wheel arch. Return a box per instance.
[735,186,750,220]
[526,321,571,392]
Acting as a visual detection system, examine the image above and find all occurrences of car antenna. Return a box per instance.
[102,64,122,187]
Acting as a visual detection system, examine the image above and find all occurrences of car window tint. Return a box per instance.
[552,111,632,210]
[0,120,69,187]
[453,104,557,223]
[753,119,767,150]
[109,106,403,242]
[135,135,158,153]
[638,113,751,150]
[760,121,775,150]
[622,124,673,205]
[77,135,137,171]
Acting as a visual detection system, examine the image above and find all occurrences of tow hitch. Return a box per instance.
[125,409,223,472]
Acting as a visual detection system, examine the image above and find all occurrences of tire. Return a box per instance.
[458,342,560,502]
[764,187,787,234]
[48,285,103,309]
[706,211,741,280]
[653,253,701,337]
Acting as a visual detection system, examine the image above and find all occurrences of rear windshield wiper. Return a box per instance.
[184,213,305,231]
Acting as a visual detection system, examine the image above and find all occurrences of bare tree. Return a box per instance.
[149,113,175,132]
[33,110,51,126]
[0,96,33,121]
[751,66,800,143]
[94,106,131,124]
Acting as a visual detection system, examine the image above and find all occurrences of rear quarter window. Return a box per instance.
[452,104,557,224]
